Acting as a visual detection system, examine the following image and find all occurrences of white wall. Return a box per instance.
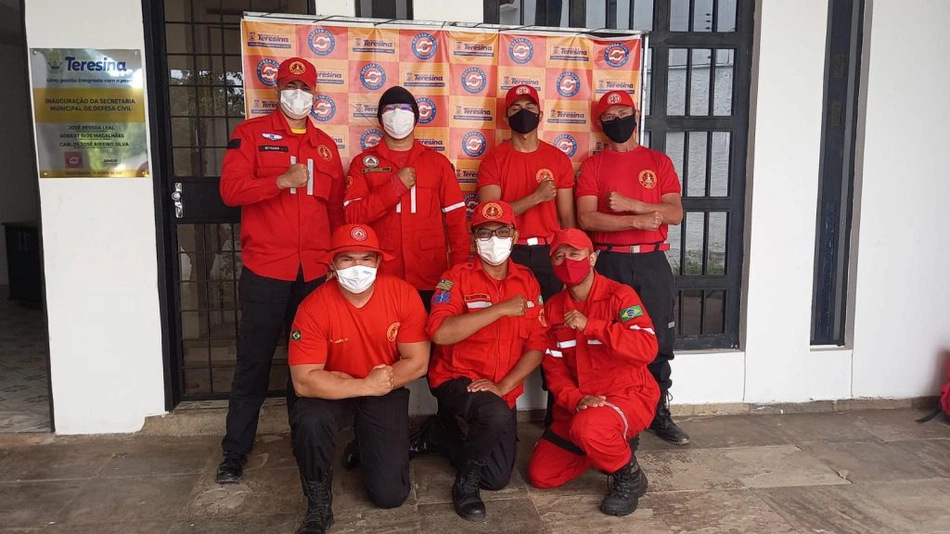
[412,0,482,23]
[850,0,950,398]
[24,0,165,433]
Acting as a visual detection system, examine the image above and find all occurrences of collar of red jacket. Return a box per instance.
[564,272,612,308]
[371,138,428,164]
[269,111,321,144]
[471,257,533,286]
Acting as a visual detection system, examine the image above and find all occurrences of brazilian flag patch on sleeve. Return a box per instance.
[620,305,644,322]
[291,330,302,341]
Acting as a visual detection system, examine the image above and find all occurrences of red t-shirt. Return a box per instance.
[576,146,681,245]
[288,275,428,378]
[477,140,575,241]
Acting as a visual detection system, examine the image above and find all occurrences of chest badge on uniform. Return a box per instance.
[363,155,379,168]
[536,168,554,183]
[345,175,354,190]
[318,145,333,162]
[639,169,657,189]
[262,133,283,141]
[387,322,401,342]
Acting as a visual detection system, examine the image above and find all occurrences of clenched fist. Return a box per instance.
[634,211,662,231]
[496,294,528,317]
[563,309,588,331]
[277,163,310,190]
[533,179,557,203]
[397,167,417,189]
[363,364,394,396]
[606,191,635,213]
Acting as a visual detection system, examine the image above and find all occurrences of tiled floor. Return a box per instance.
[0,409,948,533]
[0,285,50,432]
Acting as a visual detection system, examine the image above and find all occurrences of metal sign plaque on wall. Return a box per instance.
[29,48,148,178]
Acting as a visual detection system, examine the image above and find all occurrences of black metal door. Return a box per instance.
[144,0,313,406]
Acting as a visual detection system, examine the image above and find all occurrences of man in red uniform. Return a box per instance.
[217,56,345,483]
[576,90,689,445]
[288,224,430,534]
[477,84,576,299]
[527,229,659,517]
[344,85,469,305]
[426,201,547,522]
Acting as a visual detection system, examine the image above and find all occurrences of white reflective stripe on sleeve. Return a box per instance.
[410,185,417,213]
[556,339,577,349]
[343,198,362,208]
[395,201,402,213]
[629,324,656,335]
[306,158,314,196]
[442,201,466,213]
[526,301,535,308]
[546,349,563,358]
[603,400,630,436]
[587,339,603,345]
[465,301,491,309]
[289,155,297,194]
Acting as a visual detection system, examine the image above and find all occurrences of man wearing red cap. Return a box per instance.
[527,228,659,517]
[425,200,547,522]
[576,90,689,445]
[217,56,346,483]
[287,224,430,534]
[344,85,469,304]
[477,84,576,299]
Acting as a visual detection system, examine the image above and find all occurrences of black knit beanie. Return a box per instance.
[377,86,419,124]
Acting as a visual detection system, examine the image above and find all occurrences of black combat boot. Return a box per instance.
[342,438,360,470]
[600,457,648,516]
[215,453,246,484]
[650,393,690,445]
[296,471,334,534]
[452,459,487,522]
[409,416,442,458]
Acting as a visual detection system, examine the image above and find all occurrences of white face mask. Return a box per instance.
[279,89,313,120]
[475,237,513,266]
[381,108,416,139]
[335,265,377,294]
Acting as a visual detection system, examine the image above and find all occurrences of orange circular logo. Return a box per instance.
[387,322,400,342]
[516,85,531,95]
[607,92,622,105]
[536,168,553,183]
[482,202,503,220]
[318,145,332,161]
[345,175,354,190]
[289,61,307,75]
[638,169,657,189]
[538,308,548,327]
[350,227,368,241]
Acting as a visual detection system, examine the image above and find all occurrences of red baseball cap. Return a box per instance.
[549,228,594,257]
[505,84,540,110]
[276,57,317,87]
[471,201,517,228]
[595,90,637,119]
[321,224,395,263]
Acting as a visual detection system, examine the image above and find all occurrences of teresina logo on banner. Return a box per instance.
[417,97,437,125]
[412,33,438,60]
[308,28,336,55]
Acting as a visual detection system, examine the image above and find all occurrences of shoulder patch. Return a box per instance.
[432,290,452,305]
[291,329,302,341]
[620,305,644,322]
[435,279,454,291]
[227,139,241,149]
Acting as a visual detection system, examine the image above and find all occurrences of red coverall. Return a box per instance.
[220,112,345,281]
[527,273,660,487]
[344,140,469,291]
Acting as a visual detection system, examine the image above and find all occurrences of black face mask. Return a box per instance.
[601,115,637,143]
[508,108,540,134]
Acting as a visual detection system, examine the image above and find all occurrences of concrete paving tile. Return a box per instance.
[799,441,945,483]
[637,450,744,492]
[169,515,297,534]
[722,445,849,488]
[331,502,422,533]
[0,443,114,481]
[99,436,218,477]
[756,484,918,534]
[890,438,950,476]
[856,479,950,534]
[186,467,304,519]
[754,412,882,444]
[651,489,798,534]
[674,414,792,449]
[531,492,672,533]
[418,498,541,534]
[853,409,950,442]
[46,521,170,533]
[244,433,297,471]
[412,455,528,506]
[60,474,200,524]
[0,480,86,528]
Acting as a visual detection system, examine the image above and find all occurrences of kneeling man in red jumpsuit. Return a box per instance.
[527,228,659,516]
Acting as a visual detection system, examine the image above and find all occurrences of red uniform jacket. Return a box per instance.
[343,141,469,291]
[543,273,660,419]
[426,260,548,408]
[220,112,345,281]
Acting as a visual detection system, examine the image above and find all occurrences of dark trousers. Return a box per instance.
[595,250,676,392]
[432,377,518,490]
[419,289,435,314]
[221,267,324,457]
[290,388,411,509]
[511,244,562,301]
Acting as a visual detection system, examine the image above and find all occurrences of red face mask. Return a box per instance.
[553,256,591,286]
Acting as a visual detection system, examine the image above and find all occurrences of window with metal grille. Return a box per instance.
[487,0,753,350]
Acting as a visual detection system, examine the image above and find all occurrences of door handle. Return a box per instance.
[172,182,183,219]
